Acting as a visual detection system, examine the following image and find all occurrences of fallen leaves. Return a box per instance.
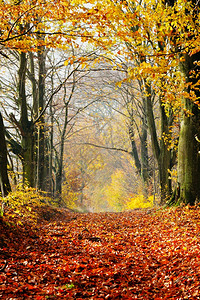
[1,207,200,299]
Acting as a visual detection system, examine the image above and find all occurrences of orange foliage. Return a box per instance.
[1,207,200,298]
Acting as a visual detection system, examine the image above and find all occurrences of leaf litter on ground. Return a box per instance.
[1,205,200,299]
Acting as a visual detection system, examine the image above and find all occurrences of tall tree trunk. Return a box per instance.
[0,112,11,197]
[159,102,172,203]
[48,99,54,196]
[28,52,38,119]
[55,82,75,198]
[128,101,150,195]
[55,101,68,197]
[177,52,200,204]
[145,81,172,203]
[129,119,150,196]
[140,99,150,191]
[163,0,200,205]
[18,52,35,187]
[129,126,141,175]
[37,48,46,191]
[55,162,62,196]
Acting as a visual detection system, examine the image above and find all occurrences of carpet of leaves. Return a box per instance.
[1,206,200,299]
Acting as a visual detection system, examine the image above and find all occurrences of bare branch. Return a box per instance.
[82,142,131,154]
[33,65,79,125]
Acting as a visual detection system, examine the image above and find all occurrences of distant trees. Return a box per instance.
[81,57,177,203]
[1,46,111,203]
[0,0,102,199]
[87,0,200,205]
[1,48,97,196]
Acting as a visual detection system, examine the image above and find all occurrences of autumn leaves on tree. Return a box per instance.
[0,0,200,207]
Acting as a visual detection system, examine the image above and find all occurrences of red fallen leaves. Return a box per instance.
[1,207,200,299]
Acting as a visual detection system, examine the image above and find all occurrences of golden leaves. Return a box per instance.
[0,0,97,51]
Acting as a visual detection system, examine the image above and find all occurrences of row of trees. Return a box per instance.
[94,0,200,205]
[0,0,200,208]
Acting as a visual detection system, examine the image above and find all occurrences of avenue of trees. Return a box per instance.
[0,0,200,210]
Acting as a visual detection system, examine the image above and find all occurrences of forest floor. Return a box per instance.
[1,204,200,299]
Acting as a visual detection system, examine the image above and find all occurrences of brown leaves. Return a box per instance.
[1,207,200,299]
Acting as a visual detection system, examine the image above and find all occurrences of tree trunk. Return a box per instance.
[129,128,141,176]
[55,81,75,198]
[163,0,200,206]
[48,98,55,196]
[140,99,150,192]
[21,129,35,187]
[55,102,68,197]
[37,48,46,191]
[0,112,11,197]
[177,52,200,204]
[159,103,172,203]
[128,104,150,195]
[145,81,173,203]
[18,52,35,187]
[55,164,62,196]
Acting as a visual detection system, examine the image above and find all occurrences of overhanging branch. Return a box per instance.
[83,142,131,154]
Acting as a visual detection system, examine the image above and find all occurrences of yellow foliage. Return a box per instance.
[103,169,155,212]
[104,169,128,212]
[61,167,81,210]
[126,194,154,210]
[0,186,53,224]
[62,182,79,210]
[168,169,177,181]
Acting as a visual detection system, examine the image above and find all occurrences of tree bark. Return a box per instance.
[145,81,173,203]
[55,79,75,198]
[18,52,35,187]
[159,101,172,203]
[177,52,200,204]
[0,112,11,197]
[37,48,46,191]
[163,0,200,205]
[140,99,150,190]
[55,95,69,197]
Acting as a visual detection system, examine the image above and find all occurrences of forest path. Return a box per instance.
[1,208,200,299]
